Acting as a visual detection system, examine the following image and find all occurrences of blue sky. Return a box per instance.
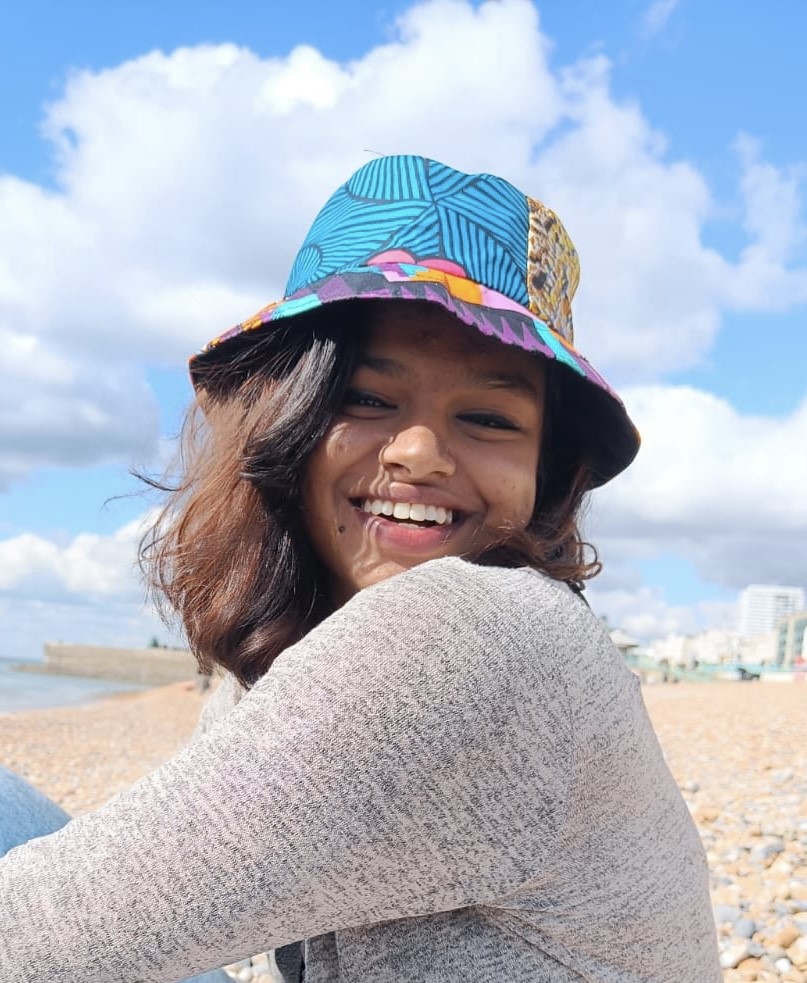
[1,0,805,658]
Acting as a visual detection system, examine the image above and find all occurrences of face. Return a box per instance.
[301,303,546,605]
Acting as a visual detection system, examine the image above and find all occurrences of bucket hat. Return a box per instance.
[190,154,640,487]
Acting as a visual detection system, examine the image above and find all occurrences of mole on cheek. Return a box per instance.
[337,525,346,534]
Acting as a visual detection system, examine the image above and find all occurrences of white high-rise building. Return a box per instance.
[738,585,806,637]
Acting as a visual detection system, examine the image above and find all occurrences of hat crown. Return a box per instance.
[286,155,579,343]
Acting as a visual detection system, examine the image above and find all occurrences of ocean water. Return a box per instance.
[0,657,148,714]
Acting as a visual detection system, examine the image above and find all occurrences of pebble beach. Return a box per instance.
[1,678,806,982]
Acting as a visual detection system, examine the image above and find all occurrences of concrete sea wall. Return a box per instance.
[39,643,199,686]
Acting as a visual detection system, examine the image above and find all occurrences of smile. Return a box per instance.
[359,499,454,526]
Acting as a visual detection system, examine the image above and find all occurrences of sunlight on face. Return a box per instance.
[301,303,546,605]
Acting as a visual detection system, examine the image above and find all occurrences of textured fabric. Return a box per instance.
[188,156,640,489]
[0,771,235,983]
[0,558,720,981]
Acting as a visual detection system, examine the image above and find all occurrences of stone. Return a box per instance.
[769,925,802,949]
[750,839,786,864]
[713,903,741,925]
[788,935,807,969]
[771,857,796,878]
[720,939,751,969]
[734,916,756,938]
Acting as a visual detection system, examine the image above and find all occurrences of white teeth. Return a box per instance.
[359,500,454,525]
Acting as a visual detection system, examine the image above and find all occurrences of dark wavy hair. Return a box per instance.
[140,301,600,686]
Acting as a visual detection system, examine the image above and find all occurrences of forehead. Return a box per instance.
[361,302,546,381]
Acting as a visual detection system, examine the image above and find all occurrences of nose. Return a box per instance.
[379,423,455,479]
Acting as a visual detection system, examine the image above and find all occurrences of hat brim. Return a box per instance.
[189,262,640,487]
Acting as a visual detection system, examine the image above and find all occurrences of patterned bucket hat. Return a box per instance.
[190,154,640,487]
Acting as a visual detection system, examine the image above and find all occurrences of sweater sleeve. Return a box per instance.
[0,559,579,982]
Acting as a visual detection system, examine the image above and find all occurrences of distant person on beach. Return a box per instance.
[0,155,722,981]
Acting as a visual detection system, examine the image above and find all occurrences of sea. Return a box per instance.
[0,655,148,715]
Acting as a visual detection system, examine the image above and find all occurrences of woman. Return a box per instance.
[0,155,721,981]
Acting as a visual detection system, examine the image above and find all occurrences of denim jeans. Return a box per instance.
[0,766,231,983]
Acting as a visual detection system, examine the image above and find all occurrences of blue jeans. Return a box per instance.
[0,766,231,983]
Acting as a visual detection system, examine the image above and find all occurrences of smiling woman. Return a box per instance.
[0,155,721,982]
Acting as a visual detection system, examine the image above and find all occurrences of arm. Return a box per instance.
[0,559,574,982]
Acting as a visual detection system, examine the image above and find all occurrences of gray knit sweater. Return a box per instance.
[0,558,721,981]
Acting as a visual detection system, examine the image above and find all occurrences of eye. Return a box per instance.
[460,412,520,431]
[342,389,395,412]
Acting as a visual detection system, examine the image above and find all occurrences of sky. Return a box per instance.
[1,0,805,661]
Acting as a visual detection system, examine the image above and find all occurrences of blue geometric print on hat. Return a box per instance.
[286,156,531,310]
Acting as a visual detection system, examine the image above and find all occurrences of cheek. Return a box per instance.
[303,423,357,497]
[486,453,540,527]
[301,421,378,539]
[502,479,537,527]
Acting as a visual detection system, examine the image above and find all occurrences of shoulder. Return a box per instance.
[348,557,598,644]
[191,671,247,740]
[305,558,606,689]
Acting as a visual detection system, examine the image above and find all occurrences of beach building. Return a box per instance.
[739,584,805,637]
[649,628,775,668]
[609,629,640,656]
[775,610,807,668]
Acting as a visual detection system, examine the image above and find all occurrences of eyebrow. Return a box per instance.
[358,354,406,377]
[469,369,542,398]
[357,355,542,398]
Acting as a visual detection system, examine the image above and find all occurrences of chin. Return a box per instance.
[345,556,434,599]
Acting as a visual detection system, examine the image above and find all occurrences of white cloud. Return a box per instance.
[531,55,726,379]
[721,134,807,310]
[1,0,804,489]
[640,0,680,38]
[0,355,158,488]
[587,384,807,605]
[586,582,737,643]
[0,515,151,598]
[0,514,173,662]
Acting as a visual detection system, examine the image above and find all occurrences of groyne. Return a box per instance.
[22,643,199,686]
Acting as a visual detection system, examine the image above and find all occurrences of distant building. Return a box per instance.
[738,585,805,637]
[609,629,640,655]
[650,628,776,668]
[775,610,807,668]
